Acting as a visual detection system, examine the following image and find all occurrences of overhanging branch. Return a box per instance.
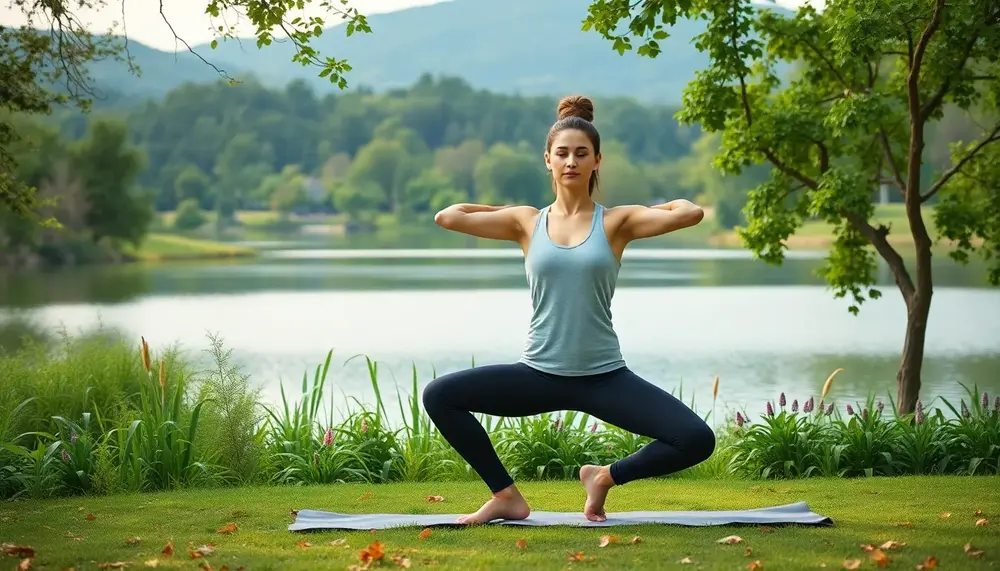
[845,212,916,300]
[921,122,1000,203]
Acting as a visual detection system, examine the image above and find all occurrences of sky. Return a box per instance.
[1,0,816,51]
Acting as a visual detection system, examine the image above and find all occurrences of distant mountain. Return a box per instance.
[83,0,793,103]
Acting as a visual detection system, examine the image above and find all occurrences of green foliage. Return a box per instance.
[583,0,1000,310]
[728,386,1000,479]
[173,199,208,231]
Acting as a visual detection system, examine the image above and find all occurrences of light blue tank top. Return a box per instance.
[518,203,626,376]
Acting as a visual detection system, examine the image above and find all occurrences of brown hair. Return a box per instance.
[546,95,601,196]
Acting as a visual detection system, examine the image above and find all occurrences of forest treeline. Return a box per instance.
[0,73,980,266]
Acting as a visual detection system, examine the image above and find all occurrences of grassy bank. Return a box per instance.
[123,234,257,262]
[2,477,997,570]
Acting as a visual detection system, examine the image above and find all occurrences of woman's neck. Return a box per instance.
[551,187,593,216]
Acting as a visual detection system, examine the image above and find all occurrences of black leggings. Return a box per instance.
[422,362,716,493]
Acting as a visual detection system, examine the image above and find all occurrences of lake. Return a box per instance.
[2,242,998,427]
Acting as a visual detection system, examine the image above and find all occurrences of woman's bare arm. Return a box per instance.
[434,203,538,243]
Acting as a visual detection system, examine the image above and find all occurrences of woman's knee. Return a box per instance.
[686,422,717,462]
[421,375,451,416]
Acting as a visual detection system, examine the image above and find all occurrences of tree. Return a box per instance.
[582,0,1000,414]
[2,0,372,223]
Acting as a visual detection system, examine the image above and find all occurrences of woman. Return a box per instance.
[423,95,716,525]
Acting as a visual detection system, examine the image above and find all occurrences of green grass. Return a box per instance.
[123,234,257,262]
[2,477,997,570]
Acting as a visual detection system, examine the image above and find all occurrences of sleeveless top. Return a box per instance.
[518,203,626,376]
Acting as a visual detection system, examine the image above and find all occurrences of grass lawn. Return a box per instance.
[123,234,257,262]
[2,477,996,570]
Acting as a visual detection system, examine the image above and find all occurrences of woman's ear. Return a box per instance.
[543,151,551,171]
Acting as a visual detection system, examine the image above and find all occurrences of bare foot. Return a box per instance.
[456,485,531,525]
[579,464,615,522]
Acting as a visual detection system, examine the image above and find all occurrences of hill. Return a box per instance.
[80,0,792,103]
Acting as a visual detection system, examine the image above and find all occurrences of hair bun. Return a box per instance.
[557,95,595,122]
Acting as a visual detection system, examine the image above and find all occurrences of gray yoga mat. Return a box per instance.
[288,501,833,531]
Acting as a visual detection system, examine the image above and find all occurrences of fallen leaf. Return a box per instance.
[189,544,215,559]
[744,547,754,557]
[418,528,432,540]
[3,545,35,558]
[974,518,988,526]
[161,540,174,557]
[330,538,349,547]
[964,542,984,557]
[974,509,982,516]
[359,541,385,564]
[566,551,586,562]
[843,559,861,569]
[85,514,96,521]
[296,540,312,548]
[515,539,527,550]
[679,556,694,564]
[629,536,641,544]
[18,559,30,571]
[939,512,951,519]
[125,536,141,546]
[917,555,937,570]
[97,563,127,569]
[860,544,875,552]
[392,554,412,568]
[144,561,159,568]
[426,496,444,503]
[598,535,618,547]
[290,509,298,517]
[747,560,763,571]
[880,540,905,550]
[870,549,888,568]
[359,492,374,501]
[217,522,238,535]
[718,535,743,544]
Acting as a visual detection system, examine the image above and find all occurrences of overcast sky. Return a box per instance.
[1,0,817,51]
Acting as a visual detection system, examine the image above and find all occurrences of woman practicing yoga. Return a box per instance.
[423,95,716,525]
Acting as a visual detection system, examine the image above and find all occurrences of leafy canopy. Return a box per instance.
[1,0,372,224]
[583,0,1000,312]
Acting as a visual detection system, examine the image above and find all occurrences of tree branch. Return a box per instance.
[845,212,916,299]
[921,121,1000,203]
[908,0,945,125]
[879,127,907,192]
[921,29,983,119]
[159,0,234,81]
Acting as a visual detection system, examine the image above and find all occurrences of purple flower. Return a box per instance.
[590,421,598,433]
[736,412,745,427]
[791,399,799,412]
[61,449,71,463]
[804,397,814,413]
[916,400,925,424]
[961,400,970,418]
[70,431,78,444]
[846,404,855,416]
[825,403,833,416]
[876,400,884,413]
[554,418,562,431]
[995,396,1000,411]
[779,393,786,407]
[862,407,869,421]
[361,419,369,433]
[766,401,774,417]
[982,392,989,410]
[323,428,333,447]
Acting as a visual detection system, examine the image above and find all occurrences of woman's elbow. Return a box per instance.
[434,208,457,229]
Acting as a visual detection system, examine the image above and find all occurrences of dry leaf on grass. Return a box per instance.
[717,535,743,544]
[938,512,951,519]
[125,536,141,546]
[964,542,984,557]
[744,547,753,557]
[630,536,641,544]
[330,538,349,547]
[217,523,238,534]
[598,535,618,547]
[391,554,412,568]
[515,539,527,550]
[189,544,216,558]
[290,509,298,517]
[747,560,763,571]
[843,559,861,569]
[896,521,913,528]
[679,556,694,564]
[860,544,875,552]
[870,549,888,568]
[296,540,312,548]
[426,496,444,503]
[566,551,592,562]
[85,514,96,521]
[359,492,374,501]
[974,509,982,516]
[3,544,35,558]
[97,563,127,569]
[879,540,904,550]
[144,560,159,568]
[418,528,432,540]
[17,559,30,571]
[359,541,385,565]
[974,518,988,526]
[917,555,937,570]
[161,540,174,557]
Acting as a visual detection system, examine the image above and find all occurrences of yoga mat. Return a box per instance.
[288,501,833,531]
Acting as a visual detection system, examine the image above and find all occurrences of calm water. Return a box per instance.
[2,244,998,426]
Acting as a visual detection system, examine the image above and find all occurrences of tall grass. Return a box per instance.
[0,327,996,502]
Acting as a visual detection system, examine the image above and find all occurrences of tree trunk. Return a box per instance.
[897,281,932,416]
